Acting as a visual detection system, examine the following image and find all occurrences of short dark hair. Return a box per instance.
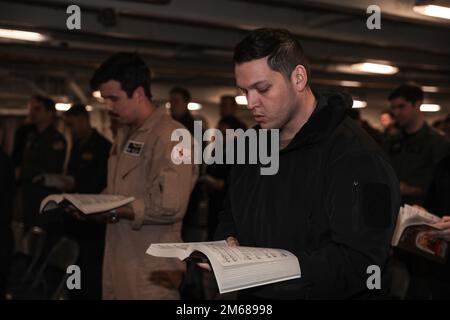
[32,94,56,114]
[90,52,152,99]
[170,86,191,102]
[380,109,393,117]
[65,103,89,118]
[233,28,310,82]
[388,84,423,104]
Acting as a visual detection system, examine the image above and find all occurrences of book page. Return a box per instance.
[198,245,297,267]
[146,241,227,260]
[404,205,441,224]
[392,207,405,246]
[65,194,135,214]
[40,194,64,213]
[146,241,301,294]
[392,205,443,246]
[146,243,192,260]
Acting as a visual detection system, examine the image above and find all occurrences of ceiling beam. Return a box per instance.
[1,1,450,72]
[19,0,450,53]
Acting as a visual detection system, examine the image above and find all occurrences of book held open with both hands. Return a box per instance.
[146,240,301,294]
[39,194,135,215]
[392,204,448,263]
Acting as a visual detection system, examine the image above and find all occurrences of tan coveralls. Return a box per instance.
[102,106,197,299]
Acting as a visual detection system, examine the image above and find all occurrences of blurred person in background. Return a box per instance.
[380,109,398,139]
[384,84,450,299]
[0,145,14,299]
[62,104,111,300]
[169,86,195,135]
[384,84,449,206]
[218,95,247,130]
[19,95,66,232]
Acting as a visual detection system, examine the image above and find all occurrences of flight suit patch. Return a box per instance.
[124,140,144,156]
[171,145,191,163]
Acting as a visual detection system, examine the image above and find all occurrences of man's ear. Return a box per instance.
[133,86,146,103]
[290,65,308,91]
[413,100,422,109]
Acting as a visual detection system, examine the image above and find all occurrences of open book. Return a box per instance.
[392,205,448,263]
[40,194,135,215]
[146,241,301,294]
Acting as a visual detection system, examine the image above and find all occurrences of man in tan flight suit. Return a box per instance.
[89,52,197,299]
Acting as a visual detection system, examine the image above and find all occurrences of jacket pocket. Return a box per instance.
[120,154,142,179]
[351,180,361,232]
[160,170,179,213]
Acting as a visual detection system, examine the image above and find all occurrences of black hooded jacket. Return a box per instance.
[215,93,400,299]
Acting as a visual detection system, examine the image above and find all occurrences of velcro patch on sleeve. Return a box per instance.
[362,183,392,229]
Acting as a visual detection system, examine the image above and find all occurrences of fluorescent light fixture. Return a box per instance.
[339,80,362,88]
[420,104,440,112]
[352,100,367,109]
[0,28,47,42]
[235,95,248,105]
[56,103,71,111]
[85,105,93,112]
[351,62,398,75]
[422,86,439,93]
[188,102,202,111]
[413,5,450,20]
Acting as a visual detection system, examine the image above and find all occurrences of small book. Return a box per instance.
[40,194,135,215]
[392,205,448,263]
[146,240,301,294]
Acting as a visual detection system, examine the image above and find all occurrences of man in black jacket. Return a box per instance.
[214,28,400,299]
[19,95,66,232]
[63,104,111,300]
[0,146,14,299]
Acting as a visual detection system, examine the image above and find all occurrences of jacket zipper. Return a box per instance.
[352,180,360,231]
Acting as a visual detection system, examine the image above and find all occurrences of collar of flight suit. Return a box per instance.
[133,105,167,134]
[115,106,167,152]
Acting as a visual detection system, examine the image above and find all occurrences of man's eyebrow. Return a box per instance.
[238,81,269,91]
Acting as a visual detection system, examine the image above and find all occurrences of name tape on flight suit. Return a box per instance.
[124,140,144,156]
